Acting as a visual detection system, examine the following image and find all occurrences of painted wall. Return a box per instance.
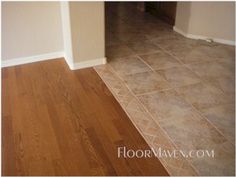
[69,2,105,63]
[60,2,73,65]
[2,2,64,60]
[175,2,191,34]
[175,2,235,43]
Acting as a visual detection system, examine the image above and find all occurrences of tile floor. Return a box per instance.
[94,3,235,176]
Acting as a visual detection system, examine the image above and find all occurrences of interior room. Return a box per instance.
[2,1,235,176]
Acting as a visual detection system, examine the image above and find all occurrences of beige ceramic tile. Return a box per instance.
[151,33,183,47]
[175,160,198,176]
[139,51,181,70]
[218,60,235,74]
[175,82,232,110]
[159,110,226,151]
[145,27,174,40]
[127,40,161,54]
[196,43,235,61]
[178,46,218,64]
[106,44,135,59]
[105,33,124,46]
[200,104,235,143]
[207,76,235,96]
[164,39,196,53]
[152,36,196,54]
[123,71,171,95]
[137,90,226,148]
[94,64,134,106]
[173,43,235,65]
[190,141,235,176]
[95,65,198,176]
[102,4,235,176]
[109,56,151,77]
[137,89,229,175]
[137,90,193,122]
[157,66,201,88]
[187,61,233,80]
[116,32,149,43]
[165,47,192,61]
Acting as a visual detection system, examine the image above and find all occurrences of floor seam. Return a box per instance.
[101,64,201,175]
[94,67,174,175]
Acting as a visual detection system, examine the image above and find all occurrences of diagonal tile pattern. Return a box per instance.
[140,51,181,70]
[175,82,233,110]
[123,71,171,95]
[157,66,201,88]
[187,61,233,80]
[109,56,151,76]
[95,2,235,176]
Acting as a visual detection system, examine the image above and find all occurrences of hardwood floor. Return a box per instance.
[2,59,168,176]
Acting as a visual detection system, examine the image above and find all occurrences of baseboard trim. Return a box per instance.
[68,57,107,70]
[2,53,107,70]
[1,51,64,67]
[173,26,235,46]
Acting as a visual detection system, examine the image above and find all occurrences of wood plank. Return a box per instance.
[2,59,169,176]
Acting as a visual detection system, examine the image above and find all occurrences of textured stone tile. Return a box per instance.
[187,61,233,80]
[123,71,171,95]
[219,60,235,74]
[206,76,235,102]
[109,56,151,77]
[157,66,201,88]
[190,141,235,176]
[164,39,197,53]
[127,40,161,54]
[105,33,124,46]
[100,4,235,176]
[137,90,226,149]
[106,44,135,59]
[178,46,218,64]
[152,36,197,55]
[195,43,235,61]
[95,65,195,176]
[173,42,235,64]
[200,104,235,143]
[159,111,226,151]
[175,82,232,110]
[137,90,193,122]
[139,51,181,70]
[116,31,149,43]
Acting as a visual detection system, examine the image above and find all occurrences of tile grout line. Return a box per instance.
[135,88,173,97]
[104,29,234,175]
[135,48,204,96]
[177,96,235,146]
[157,45,235,146]
[94,69,175,176]
[106,42,235,173]
[93,67,174,176]
[136,55,155,72]
[108,42,234,147]
[104,64,201,176]
[106,7,234,175]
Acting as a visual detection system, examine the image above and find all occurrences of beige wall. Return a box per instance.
[2,2,106,68]
[60,2,73,65]
[69,2,105,63]
[175,2,192,34]
[175,2,235,42]
[2,2,63,60]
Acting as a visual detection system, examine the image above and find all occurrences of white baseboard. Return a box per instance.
[173,26,235,46]
[67,57,107,70]
[1,51,64,67]
[2,52,107,70]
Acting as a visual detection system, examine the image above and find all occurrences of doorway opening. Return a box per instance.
[105,2,177,62]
